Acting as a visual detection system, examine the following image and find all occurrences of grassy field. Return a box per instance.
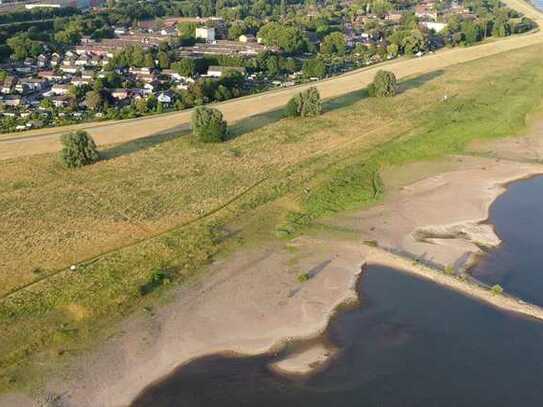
[2,43,543,393]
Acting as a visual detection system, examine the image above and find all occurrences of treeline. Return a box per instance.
[109,0,307,25]
[0,6,79,25]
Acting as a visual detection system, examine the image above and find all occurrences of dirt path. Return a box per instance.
[1,0,541,161]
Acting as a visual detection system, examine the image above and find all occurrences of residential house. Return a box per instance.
[157,91,174,105]
[110,88,130,100]
[51,84,71,95]
[60,64,79,74]
[206,65,246,78]
[38,70,63,81]
[239,34,256,43]
[1,95,23,107]
[37,54,49,68]
[51,95,70,108]
[415,4,438,21]
[195,26,215,42]
[14,83,31,95]
[1,76,17,94]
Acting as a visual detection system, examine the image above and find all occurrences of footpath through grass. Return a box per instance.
[1,44,543,393]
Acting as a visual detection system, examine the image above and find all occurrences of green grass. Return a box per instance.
[1,44,543,394]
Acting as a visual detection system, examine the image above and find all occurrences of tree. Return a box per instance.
[7,33,42,61]
[172,58,196,77]
[462,21,480,45]
[85,90,104,111]
[303,57,327,78]
[320,32,347,55]
[401,29,426,55]
[368,70,397,97]
[144,52,155,68]
[177,22,196,45]
[285,87,321,117]
[257,22,307,53]
[228,21,246,40]
[192,106,228,142]
[157,51,169,69]
[59,130,100,168]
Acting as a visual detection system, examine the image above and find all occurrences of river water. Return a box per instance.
[471,175,543,306]
[133,174,543,406]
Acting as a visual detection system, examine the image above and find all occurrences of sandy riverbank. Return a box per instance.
[2,147,537,406]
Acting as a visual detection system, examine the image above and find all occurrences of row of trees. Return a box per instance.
[60,69,398,169]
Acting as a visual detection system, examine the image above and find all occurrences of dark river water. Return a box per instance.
[133,176,543,407]
[471,175,543,306]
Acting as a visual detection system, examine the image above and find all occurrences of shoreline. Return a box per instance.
[18,152,542,407]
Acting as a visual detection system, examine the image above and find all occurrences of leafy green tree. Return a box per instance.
[177,22,196,45]
[320,32,347,55]
[172,58,196,77]
[228,21,246,40]
[285,87,321,117]
[462,21,480,45]
[387,43,399,58]
[144,53,155,68]
[192,106,228,142]
[157,51,169,69]
[401,29,426,55]
[6,33,42,60]
[368,70,397,97]
[85,90,104,111]
[131,46,145,67]
[257,22,307,53]
[59,130,100,168]
[303,57,327,78]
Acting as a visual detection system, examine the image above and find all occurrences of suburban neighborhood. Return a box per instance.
[0,0,534,133]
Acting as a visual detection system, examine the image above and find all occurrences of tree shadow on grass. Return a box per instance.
[397,69,445,94]
[100,128,188,161]
[322,69,445,113]
[225,109,285,141]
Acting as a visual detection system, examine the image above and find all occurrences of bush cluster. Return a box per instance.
[192,106,228,142]
[368,70,398,97]
[59,130,100,168]
[285,87,322,118]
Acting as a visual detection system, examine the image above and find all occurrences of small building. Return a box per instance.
[51,95,70,108]
[37,54,49,68]
[1,95,23,107]
[110,88,130,100]
[157,91,174,105]
[1,76,17,94]
[51,84,71,96]
[14,83,31,95]
[239,34,256,43]
[206,65,246,78]
[196,26,215,42]
[421,21,447,33]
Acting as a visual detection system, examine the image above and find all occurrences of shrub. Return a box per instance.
[284,87,322,118]
[59,130,100,168]
[368,70,397,97]
[297,272,311,283]
[491,284,504,295]
[192,106,228,142]
[139,267,173,296]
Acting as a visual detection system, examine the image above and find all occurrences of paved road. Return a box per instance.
[1,0,541,160]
